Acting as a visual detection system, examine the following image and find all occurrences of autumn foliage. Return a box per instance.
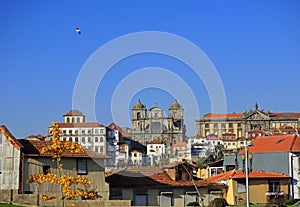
[27,122,98,201]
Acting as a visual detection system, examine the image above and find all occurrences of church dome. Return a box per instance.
[170,100,181,109]
[133,99,145,109]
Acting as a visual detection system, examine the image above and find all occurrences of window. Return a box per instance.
[95,146,99,152]
[100,129,104,134]
[100,136,104,142]
[100,146,104,153]
[77,159,87,175]
[82,130,86,134]
[82,137,85,143]
[228,123,233,128]
[75,137,79,143]
[95,137,99,142]
[68,130,72,134]
[205,123,210,128]
[134,191,148,206]
[110,190,122,200]
[237,180,246,193]
[95,129,99,134]
[88,130,92,134]
[88,137,91,142]
[43,165,50,175]
[160,192,173,206]
[269,181,280,192]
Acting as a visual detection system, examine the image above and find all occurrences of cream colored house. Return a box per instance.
[206,169,291,205]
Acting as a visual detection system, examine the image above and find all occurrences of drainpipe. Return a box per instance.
[291,155,295,199]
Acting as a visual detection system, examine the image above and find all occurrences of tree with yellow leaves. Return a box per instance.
[27,122,98,206]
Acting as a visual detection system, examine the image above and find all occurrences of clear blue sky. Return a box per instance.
[1,1,300,138]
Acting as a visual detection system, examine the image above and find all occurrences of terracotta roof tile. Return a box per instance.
[239,134,298,154]
[64,109,83,116]
[57,122,104,128]
[207,137,221,141]
[107,122,121,131]
[106,166,222,188]
[270,113,300,117]
[206,170,290,181]
[147,140,162,144]
[204,113,243,118]
[19,139,109,159]
[173,141,187,147]
[291,136,300,152]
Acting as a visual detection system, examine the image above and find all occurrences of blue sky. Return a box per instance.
[1,1,300,138]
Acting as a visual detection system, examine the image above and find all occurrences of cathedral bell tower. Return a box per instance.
[131,99,147,130]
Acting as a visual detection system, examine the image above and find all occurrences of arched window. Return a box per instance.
[77,117,80,123]
[137,112,141,120]
[72,117,75,123]
[66,117,70,123]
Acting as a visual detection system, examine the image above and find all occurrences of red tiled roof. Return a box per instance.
[64,109,83,116]
[204,113,243,118]
[270,113,300,117]
[207,136,221,141]
[131,149,143,153]
[19,139,109,159]
[57,122,104,128]
[239,135,298,154]
[206,170,290,181]
[105,166,222,188]
[147,140,162,144]
[173,141,187,147]
[107,122,121,131]
[291,136,300,152]
[162,161,196,169]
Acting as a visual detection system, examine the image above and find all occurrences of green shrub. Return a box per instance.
[283,199,300,205]
[187,201,200,206]
[209,198,228,207]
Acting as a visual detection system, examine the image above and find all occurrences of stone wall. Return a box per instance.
[0,191,131,207]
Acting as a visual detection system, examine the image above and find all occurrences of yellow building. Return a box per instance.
[196,103,300,138]
[206,169,291,205]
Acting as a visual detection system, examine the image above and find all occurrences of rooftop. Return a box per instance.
[19,139,109,159]
[206,169,290,181]
[239,134,298,154]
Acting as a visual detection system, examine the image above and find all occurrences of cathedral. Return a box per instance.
[131,99,186,145]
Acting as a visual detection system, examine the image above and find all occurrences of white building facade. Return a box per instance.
[47,110,107,154]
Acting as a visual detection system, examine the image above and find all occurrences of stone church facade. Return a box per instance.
[131,99,185,145]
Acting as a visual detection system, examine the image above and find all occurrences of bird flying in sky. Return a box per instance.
[76,28,81,35]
